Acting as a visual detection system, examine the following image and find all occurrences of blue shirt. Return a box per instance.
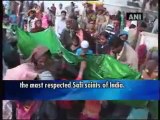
[76,48,93,56]
[9,14,17,24]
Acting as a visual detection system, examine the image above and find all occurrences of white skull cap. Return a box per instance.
[81,40,89,48]
[131,21,137,26]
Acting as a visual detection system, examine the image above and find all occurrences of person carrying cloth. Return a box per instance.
[3,46,57,119]
[75,40,93,80]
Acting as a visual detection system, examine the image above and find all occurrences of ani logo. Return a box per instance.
[126,13,143,21]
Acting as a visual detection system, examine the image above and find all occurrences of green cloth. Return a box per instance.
[84,54,141,79]
[15,27,149,108]
[16,27,81,64]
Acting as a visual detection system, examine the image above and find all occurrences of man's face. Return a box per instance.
[36,53,52,69]
[120,35,128,41]
[87,6,92,12]
[30,12,35,18]
[36,21,42,27]
[111,45,123,54]
[113,20,119,27]
[66,19,72,29]
[61,13,66,19]
[99,35,107,45]
[72,39,79,46]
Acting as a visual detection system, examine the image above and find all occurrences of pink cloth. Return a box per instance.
[3,63,38,80]
[16,101,41,119]
[42,14,49,28]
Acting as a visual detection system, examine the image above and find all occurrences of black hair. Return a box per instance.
[109,35,124,48]
[71,2,75,6]
[32,50,51,66]
[99,31,109,39]
[140,21,147,28]
[23,19,28,24]
[61,10,67,15]
[73,35,80,45]
[129,24,136,29]
[69,13,77,20]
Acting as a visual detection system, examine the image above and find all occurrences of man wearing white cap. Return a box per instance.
[75,40,93,80]
[131,21,137,27]
[128,21,148,49]
[76,40,93,56]
[127,21,138,49]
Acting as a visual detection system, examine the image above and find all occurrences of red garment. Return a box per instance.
[56,101,73,109]
[137,44,147,71]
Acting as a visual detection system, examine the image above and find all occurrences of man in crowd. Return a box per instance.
[55,10,67,38]
[48,4,56,26]
[109,35,138,70]
[152,17,158,34]
[65,2,76,16]
[60,18,74,50]
[2,1,158,120]
[127,21,138,49]
[56,3,63,17]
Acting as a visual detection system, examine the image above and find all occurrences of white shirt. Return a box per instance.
[27,17,38,32]
[152,19,158,33]
[55,19,66,37]
[56,8,63,17]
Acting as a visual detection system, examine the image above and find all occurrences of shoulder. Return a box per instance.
[125,43,138,59]
[76,48,82,52]
[76,48,82,54]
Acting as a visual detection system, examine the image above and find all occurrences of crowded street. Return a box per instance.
[3,0,158,120]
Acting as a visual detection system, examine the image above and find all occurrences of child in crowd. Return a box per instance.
[69,36,80,53]
[97,31,110,54]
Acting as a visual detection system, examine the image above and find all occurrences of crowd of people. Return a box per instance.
[3,1,158,120]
